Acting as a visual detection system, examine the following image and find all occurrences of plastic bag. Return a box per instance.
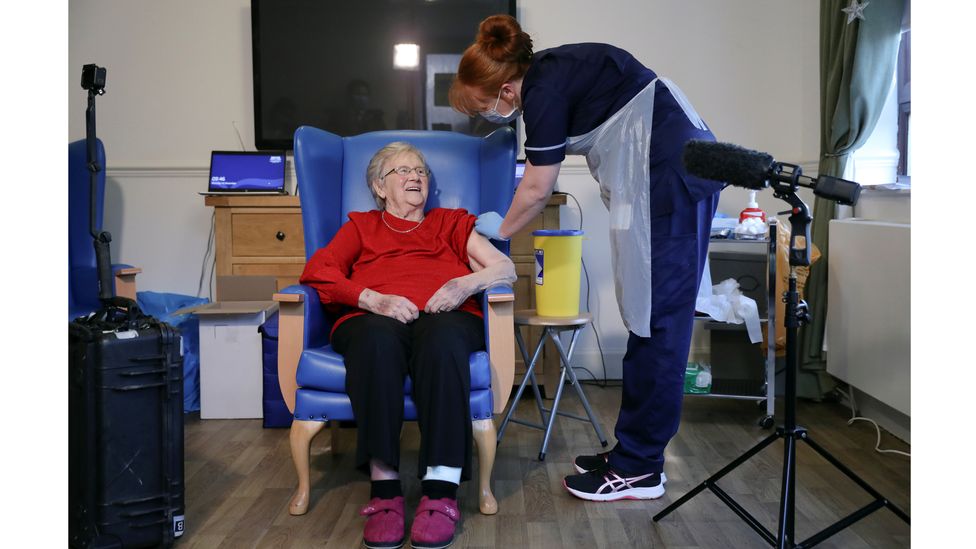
[695,278,763,343]
[763,218,821,356]
[136,291,210,413]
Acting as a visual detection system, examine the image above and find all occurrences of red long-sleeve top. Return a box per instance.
[299,208,482,335]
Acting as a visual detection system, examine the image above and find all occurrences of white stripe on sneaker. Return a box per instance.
[600,472,654,494]
[563,471,666,502]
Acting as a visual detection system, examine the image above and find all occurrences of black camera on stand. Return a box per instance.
[81,63,117,303]
[81,64,106,95]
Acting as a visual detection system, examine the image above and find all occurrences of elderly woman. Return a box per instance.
[299,141,516,549]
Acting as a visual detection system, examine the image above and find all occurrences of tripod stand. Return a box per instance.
[82,63,116,304]
[653,170,910,548]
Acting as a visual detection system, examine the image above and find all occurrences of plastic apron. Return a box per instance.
[566,78,707,337]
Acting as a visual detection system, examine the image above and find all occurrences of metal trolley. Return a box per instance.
[690,219,778,429]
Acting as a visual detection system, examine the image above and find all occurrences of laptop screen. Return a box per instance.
[208,151,286,192]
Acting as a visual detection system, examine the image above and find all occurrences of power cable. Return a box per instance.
[553,190,609,387]
[845,385,911,458]
[197,210,215,300]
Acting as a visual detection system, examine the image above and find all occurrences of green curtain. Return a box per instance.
[797,0,905,399]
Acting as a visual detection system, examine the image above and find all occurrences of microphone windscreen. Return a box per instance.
[682,140,774,190]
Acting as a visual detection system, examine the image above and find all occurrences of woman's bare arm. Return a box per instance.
[423,230,516,313]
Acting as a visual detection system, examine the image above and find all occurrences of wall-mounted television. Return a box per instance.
[251,0,517,150]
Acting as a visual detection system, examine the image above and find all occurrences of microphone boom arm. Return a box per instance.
[767,162,812,268]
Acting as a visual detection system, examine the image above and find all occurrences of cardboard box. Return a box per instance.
[176,276,278,419]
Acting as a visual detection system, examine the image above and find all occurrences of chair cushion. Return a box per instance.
[296,346,491,394]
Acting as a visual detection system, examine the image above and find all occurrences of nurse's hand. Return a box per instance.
[475,211,508,241]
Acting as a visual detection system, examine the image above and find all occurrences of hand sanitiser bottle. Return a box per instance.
[735,190,767,238]
[739,190,766,224]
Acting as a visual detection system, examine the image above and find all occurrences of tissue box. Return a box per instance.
[684,363,712,394]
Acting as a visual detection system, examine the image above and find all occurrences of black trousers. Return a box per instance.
[331,310,484,481]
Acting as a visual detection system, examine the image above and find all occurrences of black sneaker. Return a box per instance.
[573,453,667,484]
[563,465,665,501]
[573,452,610,474]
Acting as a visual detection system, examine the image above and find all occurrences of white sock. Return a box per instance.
[423,465,461,485]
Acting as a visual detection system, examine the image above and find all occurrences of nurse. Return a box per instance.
[450,14,725,502]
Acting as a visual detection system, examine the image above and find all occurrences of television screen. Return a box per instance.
[251,0,517,150]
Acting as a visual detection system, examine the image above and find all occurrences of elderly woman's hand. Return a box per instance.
[424,278,475,314]
[359,288,420,324]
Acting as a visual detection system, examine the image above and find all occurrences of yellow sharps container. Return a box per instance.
[533,229,584,316]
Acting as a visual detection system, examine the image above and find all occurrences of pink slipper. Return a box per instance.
[360,496,405,549]
[409,496,460,549]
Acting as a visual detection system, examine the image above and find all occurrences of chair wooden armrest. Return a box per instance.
[114,267,141,300]
[486,290,515,414]
[274,292,305,413]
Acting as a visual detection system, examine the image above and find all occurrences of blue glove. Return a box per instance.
[475,211,508,241]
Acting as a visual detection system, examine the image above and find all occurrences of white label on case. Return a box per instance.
[114,330,139,339]
[174,515,185,537]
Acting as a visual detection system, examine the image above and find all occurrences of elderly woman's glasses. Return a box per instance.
[383,166,430,179]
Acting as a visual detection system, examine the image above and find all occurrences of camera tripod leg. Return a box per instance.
[653,430,780,522]
[775,433,798,548]
[800,434,911,525]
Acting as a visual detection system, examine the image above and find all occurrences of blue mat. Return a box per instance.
[137,291,209,413]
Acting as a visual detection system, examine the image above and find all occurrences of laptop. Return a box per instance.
[199,150,288,195]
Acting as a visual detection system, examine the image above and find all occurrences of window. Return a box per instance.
[847,1,911,188]
[896,27,911,179]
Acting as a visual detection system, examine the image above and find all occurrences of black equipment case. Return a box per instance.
[69,299,185,548]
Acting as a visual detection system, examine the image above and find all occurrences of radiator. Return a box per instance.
[826,218,910,416]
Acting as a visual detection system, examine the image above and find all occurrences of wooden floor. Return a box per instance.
[180,385,910,548]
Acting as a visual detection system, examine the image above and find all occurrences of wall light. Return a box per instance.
[394,43,420,70]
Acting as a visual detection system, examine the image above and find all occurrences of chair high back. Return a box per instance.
[293,127,516,260]
[68,138,106,318]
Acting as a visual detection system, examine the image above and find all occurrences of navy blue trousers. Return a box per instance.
[607,190,719,475]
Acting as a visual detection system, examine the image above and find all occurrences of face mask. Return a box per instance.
[480,87,520,124]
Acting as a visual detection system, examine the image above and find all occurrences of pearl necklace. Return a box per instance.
[381,210,424,234]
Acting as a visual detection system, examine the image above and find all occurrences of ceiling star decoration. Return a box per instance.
[842,0,870,24]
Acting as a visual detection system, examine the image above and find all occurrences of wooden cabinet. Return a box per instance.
[206,193,563,393]
[206,196,306,294]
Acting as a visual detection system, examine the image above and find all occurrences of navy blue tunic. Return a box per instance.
[521,43,724,216]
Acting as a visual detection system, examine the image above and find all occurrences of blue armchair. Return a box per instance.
[69,138,141,319]
[276,126,517,516]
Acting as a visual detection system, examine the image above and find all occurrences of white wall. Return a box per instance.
[69,0,821,376]
[70,0,259,298]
